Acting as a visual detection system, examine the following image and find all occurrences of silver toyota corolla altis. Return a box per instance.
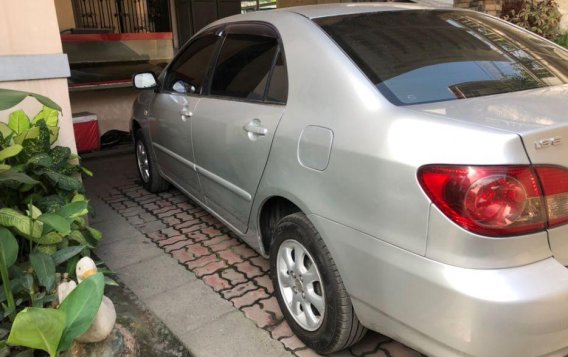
[131,4,568,356]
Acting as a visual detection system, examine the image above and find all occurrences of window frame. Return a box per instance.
[203,21,289,106]
[159,25,225,97]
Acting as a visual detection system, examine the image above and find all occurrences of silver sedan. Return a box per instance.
[131,4,568,356]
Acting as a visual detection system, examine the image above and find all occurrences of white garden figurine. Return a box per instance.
[56,256,117,343]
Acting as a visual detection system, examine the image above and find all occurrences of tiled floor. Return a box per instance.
[86,152,424,357]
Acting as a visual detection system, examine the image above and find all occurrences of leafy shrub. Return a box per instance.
[556,32,568,48]
[501,0,561,40]
[0,89,105,356]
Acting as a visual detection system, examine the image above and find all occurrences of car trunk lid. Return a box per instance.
[409,84,568,265]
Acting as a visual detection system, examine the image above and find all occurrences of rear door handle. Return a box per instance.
[243,119,268,136]
[180,108,192,122]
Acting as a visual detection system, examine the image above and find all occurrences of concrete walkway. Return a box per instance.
[85,151,424,357]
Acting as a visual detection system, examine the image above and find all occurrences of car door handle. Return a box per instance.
[180,109,192,121]
[243,120,268,136]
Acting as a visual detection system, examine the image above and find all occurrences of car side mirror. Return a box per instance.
[133,72,158,89]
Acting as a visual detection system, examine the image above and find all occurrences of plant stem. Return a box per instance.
[0,262,15,321]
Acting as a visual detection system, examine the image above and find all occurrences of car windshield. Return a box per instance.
[316,10,568,105]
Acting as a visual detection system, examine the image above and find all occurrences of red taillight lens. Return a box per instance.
[535,166,568,227]
[418,165,546,237]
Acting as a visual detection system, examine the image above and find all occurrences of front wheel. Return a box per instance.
[134,130,169,193]
[270,213,367,354]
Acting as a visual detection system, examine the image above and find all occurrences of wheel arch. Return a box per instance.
[258,195,303,254]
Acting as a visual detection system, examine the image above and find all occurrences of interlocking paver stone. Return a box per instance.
[242,303,281,328]
[96,163,425,357]
[220,268,248,286]
[184,255,218,270]
[202,273,231,292]
[194,260,228,277]
[235,260,264,279]
[270,320,294,340]
[231,288,270,309]
[222,281,257,300]
[218,249,244,265]
[254,274,275,294]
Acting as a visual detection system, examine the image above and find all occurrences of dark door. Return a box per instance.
[174,0,240,46]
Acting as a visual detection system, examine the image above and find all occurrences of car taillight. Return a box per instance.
[535,166,568,227]
[418,165,548,237]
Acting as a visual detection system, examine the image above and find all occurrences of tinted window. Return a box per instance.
[266,50,288,103]
[211,34,278,100]
[165,34,219,94]
[316,11,568,105]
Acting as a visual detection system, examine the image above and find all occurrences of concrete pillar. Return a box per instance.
[0,0,77,153]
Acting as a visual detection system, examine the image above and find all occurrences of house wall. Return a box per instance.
[0,0,76,153]
[453,0,502,15]
[69,88,139,135]
[55,0,76,31]
[277,0,340,8]
[559,0,568,31]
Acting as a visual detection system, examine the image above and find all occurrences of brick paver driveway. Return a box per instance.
[87,152,424,357]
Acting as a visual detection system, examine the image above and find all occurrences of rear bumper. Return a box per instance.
[309,214,568,357]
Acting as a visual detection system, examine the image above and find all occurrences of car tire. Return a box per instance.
[134,130,169,193]
[270,212,367,354]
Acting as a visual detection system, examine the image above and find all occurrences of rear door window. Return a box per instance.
[210,28,279,101]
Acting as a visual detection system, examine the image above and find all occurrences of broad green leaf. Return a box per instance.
[0,123,13,139]
[57,273,104,352]
[29,93,61,112]
[27,205,42,220]
[7,111,30,135]
[52,246,85,266]
[38,213,71,235]
[68,230,91,247]
[0,208,43,240]
[104,276,119,286]
[57,201,88,219]
[37,232,63,245]
[35,244,57,256]
[29,253,55,291]
[50,146,71,169]
[32,107,59,127]
[0,164,10,173]
[0,228,18,268]
[85,227,102,241]
[0,171,38,186]
[21,274,33,292]
[0,145,22,162]
[38,169,82,192]
[13,126,39,145]
[27,153,53,167]
[72,193,86,203]
[7,307,66,357]
[0,90,27,111]
[0,89,61,112]
[36,195,66,214]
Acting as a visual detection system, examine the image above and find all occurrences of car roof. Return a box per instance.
[278,3,438,19]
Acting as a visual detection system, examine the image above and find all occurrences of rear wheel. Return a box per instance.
[134,130,169,193]
[270,213,367,354]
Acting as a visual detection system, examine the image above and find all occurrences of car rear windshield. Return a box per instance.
[316,10,568,105]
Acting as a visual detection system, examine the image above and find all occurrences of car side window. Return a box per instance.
[164,34,220,94]
[266,50,288,104]
[210,33,278,101]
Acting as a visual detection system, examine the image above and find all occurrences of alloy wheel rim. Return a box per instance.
[277,239,325,331]
[136,140,150,183]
